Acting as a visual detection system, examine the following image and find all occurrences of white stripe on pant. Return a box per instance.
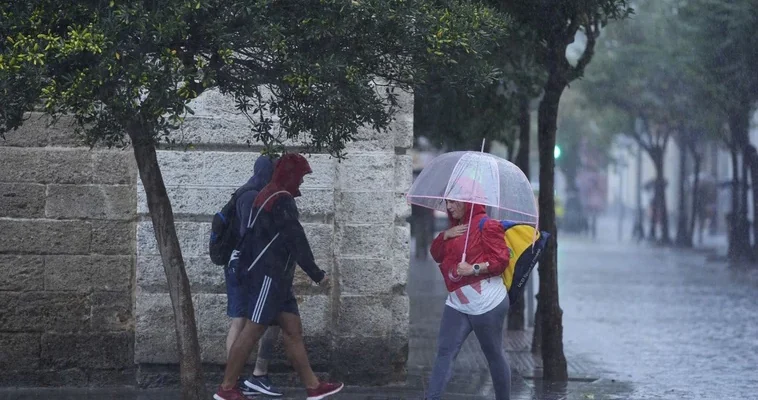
[252,276,272,323]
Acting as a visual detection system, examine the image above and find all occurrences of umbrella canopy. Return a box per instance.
[407,151,539,227]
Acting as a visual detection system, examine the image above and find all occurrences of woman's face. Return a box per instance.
[446,200,466,220]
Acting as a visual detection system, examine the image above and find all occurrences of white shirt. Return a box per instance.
[445,275,507,315]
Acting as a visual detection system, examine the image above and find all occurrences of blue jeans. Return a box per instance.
[426,298,511,400]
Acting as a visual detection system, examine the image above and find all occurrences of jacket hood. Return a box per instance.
[447,202,487,227]
[246,155,277,191]
[271,153,312,197]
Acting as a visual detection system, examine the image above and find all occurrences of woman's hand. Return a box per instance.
[456,261,475,277]
[443,224,468,240]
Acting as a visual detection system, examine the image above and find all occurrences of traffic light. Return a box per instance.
[554,145,561,159]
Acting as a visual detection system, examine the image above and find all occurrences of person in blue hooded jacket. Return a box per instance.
[225,155,284,397]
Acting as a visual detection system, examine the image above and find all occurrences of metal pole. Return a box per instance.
[527,266,535,327]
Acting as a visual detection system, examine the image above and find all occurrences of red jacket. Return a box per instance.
[430,203,510,293]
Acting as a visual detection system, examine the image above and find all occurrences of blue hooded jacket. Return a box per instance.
[235,155,276,236]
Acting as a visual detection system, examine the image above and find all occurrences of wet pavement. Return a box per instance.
[558,234,758,400]
[3,219,757,399]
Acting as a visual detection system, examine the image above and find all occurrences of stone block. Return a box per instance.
[0,112,79,147]
[198,333,228,364]
[337,295,392,337]
[42,149,95,184]
[137,221,206,257]
[335,191,393,224]
[336,153,394,190]
[46,184,136,220]
[292,260,333,293]
[137,256,224,294]
[0,219,91,255]
[91,292,133,332]
[296,188,335,219]
[0,292,90,332]
[153,150,335,189]
[41,332,133,369]
[338,224,392,258]
[394,192,411,223]
[0,255,44,291]
[194,294,227,337]
[390,295,410,339]
[92,150,137,184]
[0,147,45,183]
[394,225,411,259]
[173,117,312,148]
[392,253,411,289]
[45,255,132,292]
[343,126,395,152]
[0,183,46,218]
[331,336,393,385]
[395,154,413,193]
[87,368,137,386]
[338,258,394,295]
[391,114,414,149]
[302,223,334,261]
[91,220,135,255]
[134,293,175,363]
[137,184,232,216]
[187,88,248,118]
[0,333,41,371]
[297,295,330,335]
[135,293,230,364]
[0,368,88,387]
[136,185,335,219]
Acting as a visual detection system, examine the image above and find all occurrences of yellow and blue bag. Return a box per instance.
[478,218,550,305]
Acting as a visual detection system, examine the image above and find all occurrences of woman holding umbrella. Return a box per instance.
[407,149,539,400]
[427,197,512,400]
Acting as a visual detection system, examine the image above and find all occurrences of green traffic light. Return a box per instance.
[554,145,561,159]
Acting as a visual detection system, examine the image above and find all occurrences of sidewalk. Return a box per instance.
[0,241,632,400]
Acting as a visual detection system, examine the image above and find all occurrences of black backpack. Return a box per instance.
[209,186,256,266]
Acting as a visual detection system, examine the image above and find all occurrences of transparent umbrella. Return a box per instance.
[406,150,538,262]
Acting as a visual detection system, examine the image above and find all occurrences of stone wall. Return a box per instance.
[0,117,138,386]
[134,89,413,385]
[0,88,413,386]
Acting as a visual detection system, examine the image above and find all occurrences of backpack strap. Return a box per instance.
[245,190,290,272]
[247,190,290,229]
[478,217,489,231]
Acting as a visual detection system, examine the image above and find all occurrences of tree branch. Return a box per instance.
[568,14,600,82]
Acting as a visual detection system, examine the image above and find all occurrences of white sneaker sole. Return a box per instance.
[244,380,283,397]
[306,383,344,400]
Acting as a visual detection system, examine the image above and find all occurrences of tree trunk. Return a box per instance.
[655,154,671,245]
[509,94,530,332]
[747,145,758,258]
[128,128,205,400]
[730,110,753,261]
[633,144,645,241]
[728,146,740,258]
[536,77,568,381]
[675,141,690,247]
[648,187,657,241]
[689,149,701,246]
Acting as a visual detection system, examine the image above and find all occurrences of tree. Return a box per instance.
[679,0,758,262]
[414,16,543,155]
[501,0,632,380]
[1,1,511,398]
[582,0,708,245]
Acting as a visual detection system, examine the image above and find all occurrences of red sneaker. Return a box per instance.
[306,381,344,400]
[213,386,247,400]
